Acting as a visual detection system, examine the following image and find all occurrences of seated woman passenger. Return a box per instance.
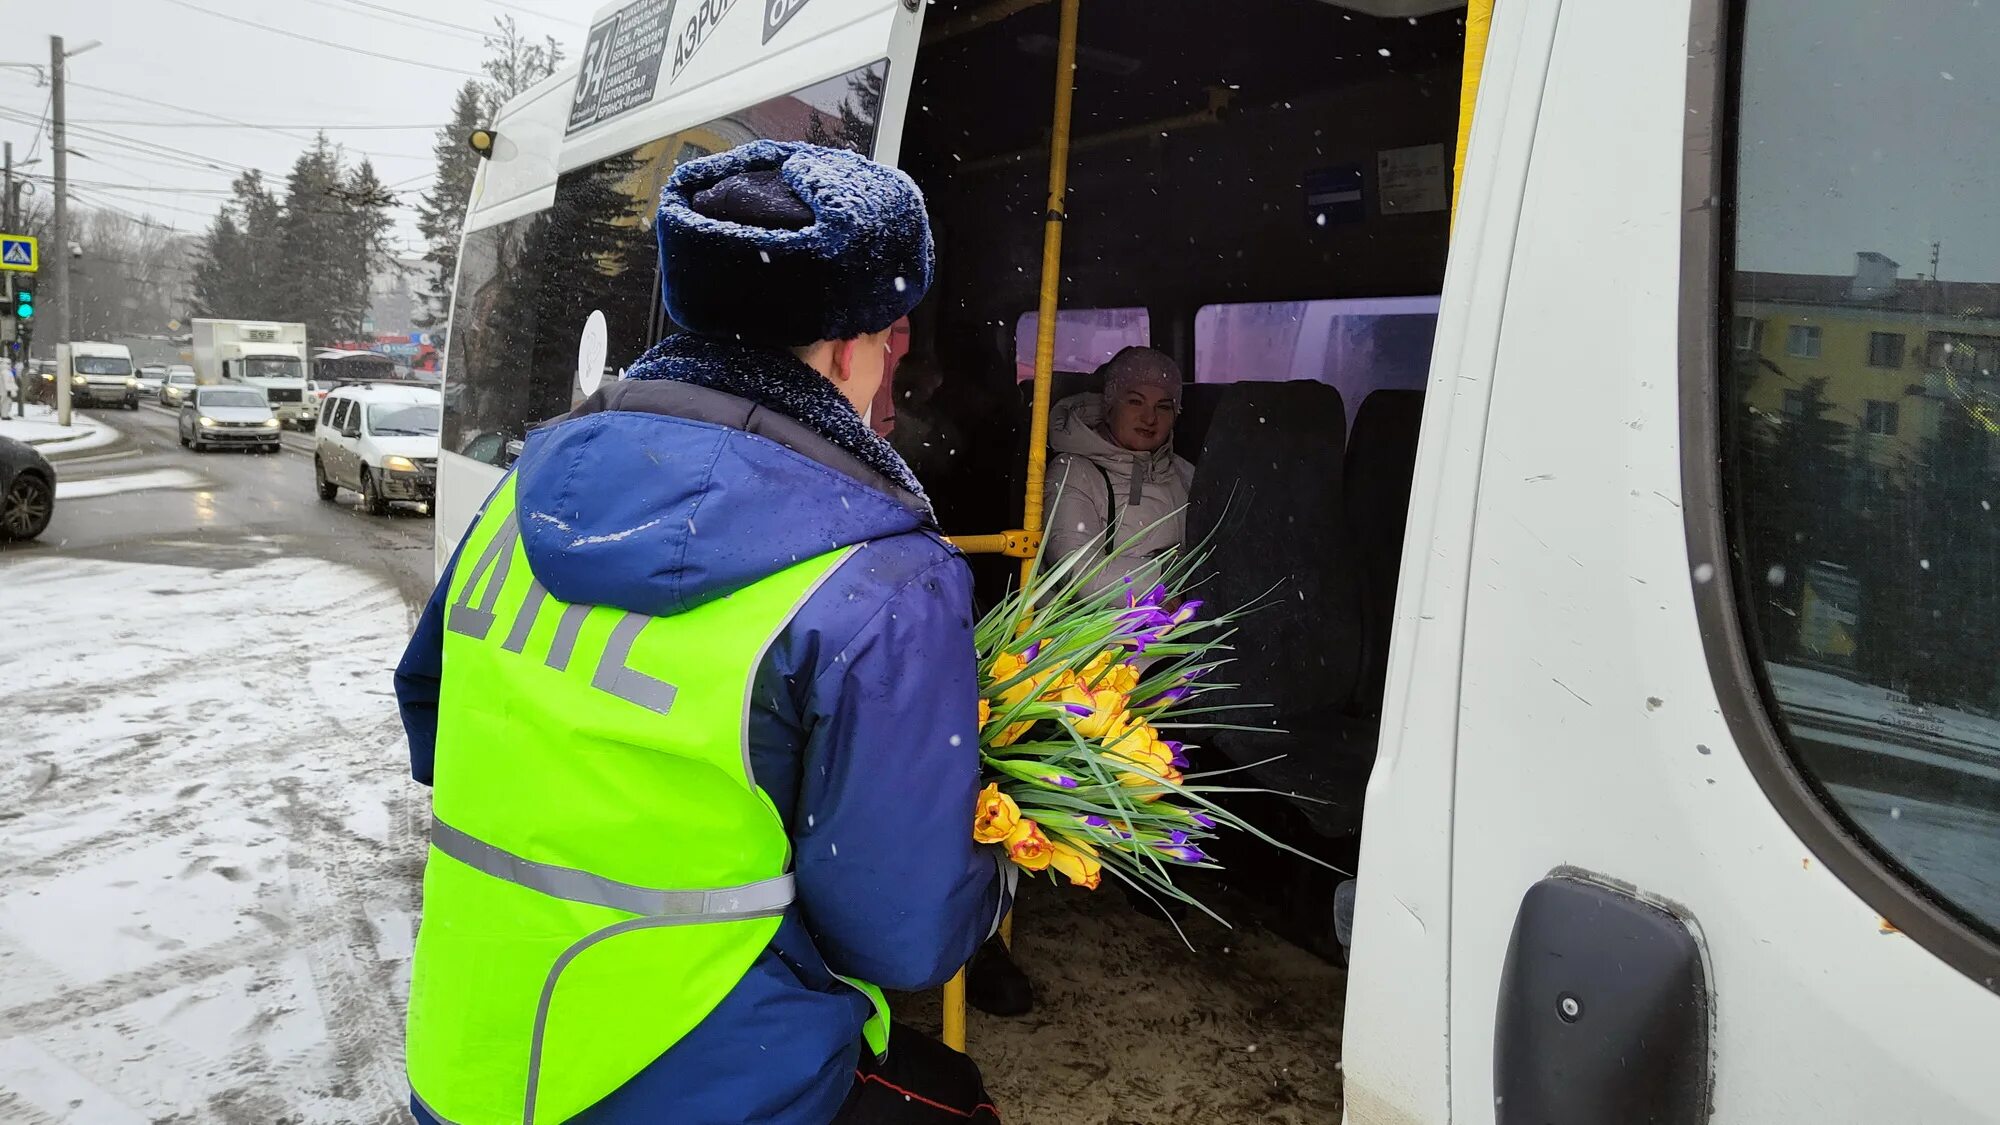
[1042,346,1194,597]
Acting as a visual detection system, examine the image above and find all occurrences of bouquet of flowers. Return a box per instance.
[970,538,1313,923]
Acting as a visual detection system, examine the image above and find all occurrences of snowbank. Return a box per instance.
[0,554,420,1123]
[0,405,122,456]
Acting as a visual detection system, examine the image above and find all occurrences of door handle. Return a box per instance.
[1494,872,1712,1124]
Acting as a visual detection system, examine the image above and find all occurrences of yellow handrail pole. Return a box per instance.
[1451,0,1493,232]
[942,0,1081,1056]
[1020,0,1083,589]
[942,970,968,1052]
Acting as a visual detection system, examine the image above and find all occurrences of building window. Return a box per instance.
[1733,316,1765,352]
[1863,399,1899,436]
[1013,308,1152,382]
[1867,332,1905,368]
[1726,0,2000,947]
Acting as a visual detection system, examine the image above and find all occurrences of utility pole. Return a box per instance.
[3,140,13,419]
[50,34,70,426]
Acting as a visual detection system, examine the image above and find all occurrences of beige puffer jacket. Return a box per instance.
[1041,392,1195,598]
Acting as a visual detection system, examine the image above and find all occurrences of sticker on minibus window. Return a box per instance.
[568,0,679,136]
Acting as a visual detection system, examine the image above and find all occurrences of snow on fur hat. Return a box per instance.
[657,140,934,348]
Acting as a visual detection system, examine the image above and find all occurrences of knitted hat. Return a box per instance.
[657,140,935,348]
[1099,346,1183,406]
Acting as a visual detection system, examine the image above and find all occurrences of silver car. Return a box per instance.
[179,386,283,453]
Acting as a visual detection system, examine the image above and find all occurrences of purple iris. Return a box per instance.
[1191,812,1217,829]
[1065,704,1094,717]
[1142,685,1191,708]
[1021,640,1043,662]
[1163,741,1189,768]
[1127,583,1168,609]
[1169,600,1203,626]
[1082,815,1109,828]
[1160,845,1210,864]
[1160,830,1190,846]
[1042,773,1079,789]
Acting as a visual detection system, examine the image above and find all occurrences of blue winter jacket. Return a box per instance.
[395,353,1004,1124]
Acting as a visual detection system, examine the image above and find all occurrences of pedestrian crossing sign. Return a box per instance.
[0,235,36,272]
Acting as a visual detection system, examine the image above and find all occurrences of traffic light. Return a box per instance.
[13,285,30,321]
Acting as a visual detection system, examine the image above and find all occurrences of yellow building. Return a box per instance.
[1733,251,2000,479]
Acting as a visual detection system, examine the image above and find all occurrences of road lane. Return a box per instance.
[4,406,438,613]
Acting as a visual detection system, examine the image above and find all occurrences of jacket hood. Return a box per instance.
[511,379,929,618]
[1048,392,1182,479]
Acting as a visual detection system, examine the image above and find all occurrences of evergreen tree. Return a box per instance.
[1901,401,2000,708]
[335,159,396,342]
[415,82,486,329]
[191,209,245,320]
[806,66,886,153]
[273,136,351,344]
[1738,376,1851,663]
[192,170,282,319]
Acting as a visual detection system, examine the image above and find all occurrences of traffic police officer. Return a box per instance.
[396,141,1007,1124]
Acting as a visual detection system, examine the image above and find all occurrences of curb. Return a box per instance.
[38,416,139,464]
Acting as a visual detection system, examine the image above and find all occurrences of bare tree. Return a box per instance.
[480,16,566,117]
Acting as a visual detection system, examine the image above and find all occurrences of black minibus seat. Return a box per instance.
[1185,380,1371,837]
[1174,382,1226,464]
[1344,390,1425,719]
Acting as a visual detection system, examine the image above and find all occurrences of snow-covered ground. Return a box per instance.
[0,405,120,456]
[55,468,205,500]
[0,553,421,1125]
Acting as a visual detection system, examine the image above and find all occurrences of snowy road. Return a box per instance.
[0,553,423,1125]
[0,405,438,1123]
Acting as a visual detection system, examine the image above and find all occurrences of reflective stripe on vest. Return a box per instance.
[407,473,885,1125]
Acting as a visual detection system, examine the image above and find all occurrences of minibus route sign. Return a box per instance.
[568,0,679,135]
[763,0,813,43]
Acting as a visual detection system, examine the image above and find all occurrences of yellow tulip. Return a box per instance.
[972,783,1021,844]
[1048,838,1103,890]
[1004,819,1055,871]
[1072,690,1131,740]
[991,650,1029,682]
[1119,762,1183,800]
[1083,650,1142,695]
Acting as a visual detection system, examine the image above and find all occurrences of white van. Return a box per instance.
[66,341,140,410]
[432,1,2000,1119]
[314,383,440,515]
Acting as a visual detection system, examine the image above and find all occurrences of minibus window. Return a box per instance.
[1013,307,1150,381]
[1727,0,2000,938]
[1194,297,1438,430]
[443,61,890,464]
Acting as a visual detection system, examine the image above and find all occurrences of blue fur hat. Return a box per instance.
[657,140,935,348]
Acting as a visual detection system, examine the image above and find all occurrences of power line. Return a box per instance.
[487,0,586,28]
[309,0,490,40]
[21,87,51,162]
[24,174,234,195]
[70,118,445,131]
[161,0,484,78]
[64,81,434,162]
[67,186,195,227]
[0,107,251,173]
